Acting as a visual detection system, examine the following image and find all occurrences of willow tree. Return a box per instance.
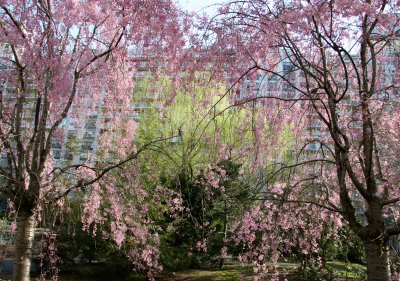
[130,72,297,268]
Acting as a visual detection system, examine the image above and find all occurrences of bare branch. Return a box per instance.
[52,135,179,201]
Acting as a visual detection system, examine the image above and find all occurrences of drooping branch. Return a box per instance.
[1,6,26,39]
[52,135,179,201]
[262,196,342,214]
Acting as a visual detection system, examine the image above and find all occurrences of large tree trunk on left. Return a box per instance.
[12,212,36,281]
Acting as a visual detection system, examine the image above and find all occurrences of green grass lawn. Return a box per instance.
[153,262,366,281]
[327,261,366,279]
[0,261,366,280]
[156,266,254,281]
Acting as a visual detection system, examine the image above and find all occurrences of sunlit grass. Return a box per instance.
[155,262,366,280]
[328,261,366,279]
[156,265,253,281]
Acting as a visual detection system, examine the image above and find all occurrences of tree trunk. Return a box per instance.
[12,212,36,281]
[364,241,391,281]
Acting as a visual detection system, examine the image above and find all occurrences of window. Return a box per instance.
[53,150,61,160]
[81,141,93,150]
[80,153,88,161]
[64,151,73,160]
[51,140,62,149]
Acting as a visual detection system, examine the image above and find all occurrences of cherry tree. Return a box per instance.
[205,0,400,280]
[0,1,185,280]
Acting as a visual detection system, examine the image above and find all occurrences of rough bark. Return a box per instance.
[364,241,391,281]
[12,212,36,281]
